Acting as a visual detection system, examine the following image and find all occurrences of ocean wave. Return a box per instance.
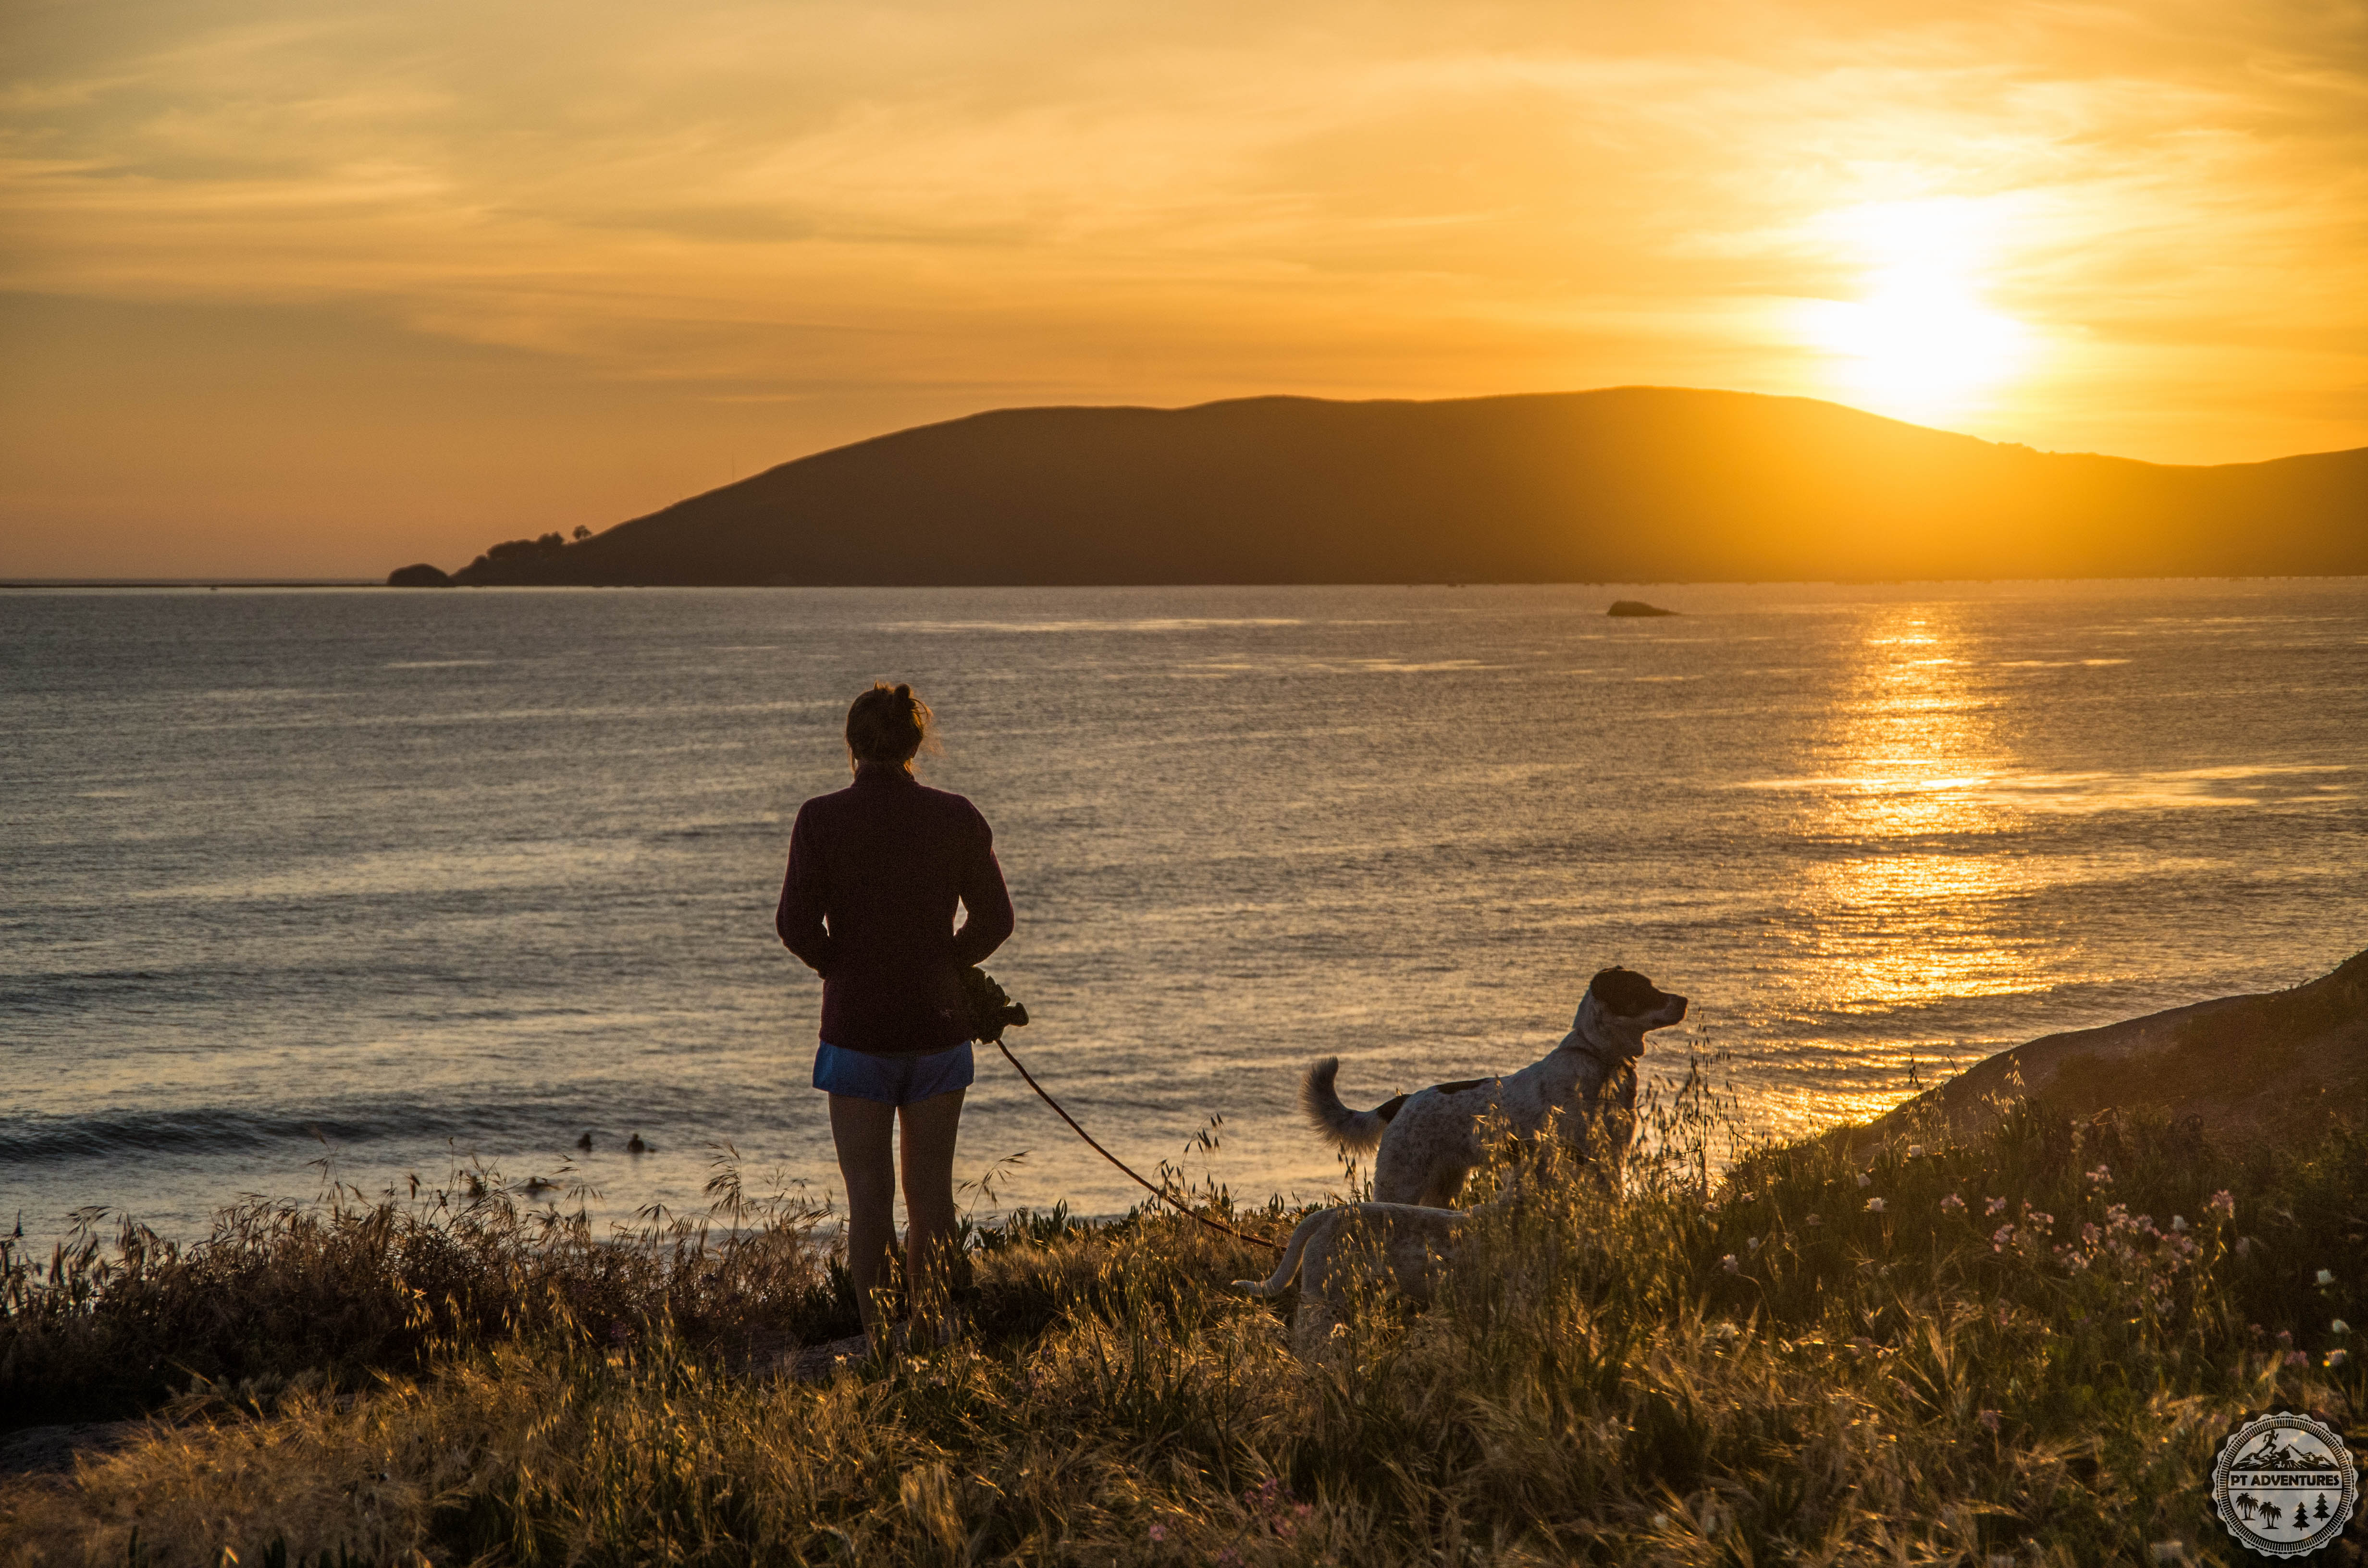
[0,1102,540,1166]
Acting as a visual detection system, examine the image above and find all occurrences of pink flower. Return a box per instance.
[1985,1197,2007,1216]
[2086,1164,2112,1187]
[2285,1351,2308,1368]
[1148,1524,1168,1542]
[1941,1193,1966,1213]
[1865,1197,1887,1213]
[1721,1253,1740,1273]
[1978,1409,2001,1434]
[2207,1190,2235,1219]
[1992,1224,2016,1252]
[2327,1349,2350,1369]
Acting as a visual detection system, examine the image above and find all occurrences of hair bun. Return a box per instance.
[846,680,933,767]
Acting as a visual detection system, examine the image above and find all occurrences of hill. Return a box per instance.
[1855,945,2368,1150]
[418,387,2368,586]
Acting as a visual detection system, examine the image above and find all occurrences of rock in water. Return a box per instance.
[387,563,453,587]
[1608,599,1677,617]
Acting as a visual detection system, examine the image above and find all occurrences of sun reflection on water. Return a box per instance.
[1801,607,2035,1013]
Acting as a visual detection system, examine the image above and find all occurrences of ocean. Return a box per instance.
[4,580,2363,1244]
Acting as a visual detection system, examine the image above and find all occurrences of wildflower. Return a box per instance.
[1148,1524,1168,1542]
[1992,1224,2016,1252]
[2277,1329,2294,1346]
[1978,1409,2002,1434]
[1856,1172,1873,1188]
[2022,1207,2053,1229]
[1747,1235,1763,1252]
[1651,1514,1670,1531]
[1865,1197,1887,1213]
[2208,1190,2235,1219]
[2086,1163,2112,1187]
[1907,1144,1924,1158]
[2285,1351,2309,1368]
[1721,1253,1739,1273]
[2334,1319,2351,1335]
[1941,1193,1965,1212]
[2329,1349,2351,1369]
[2170,1214,2187,1232]
[1805,1213,1822,1226]
[1986,1195,2007,1216]
[2318,1268,2337,1286]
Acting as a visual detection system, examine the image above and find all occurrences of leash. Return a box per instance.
[992,1039,1281,1253]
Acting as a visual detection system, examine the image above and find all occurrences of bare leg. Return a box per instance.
[827,1094,898,1332]
[896,1088,965,1338]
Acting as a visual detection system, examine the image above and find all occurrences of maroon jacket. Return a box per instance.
[776,763,1015,1055]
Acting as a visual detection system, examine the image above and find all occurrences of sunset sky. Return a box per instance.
[3,0,2363,578]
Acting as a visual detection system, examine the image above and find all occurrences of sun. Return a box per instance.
[1794,199,2035,424]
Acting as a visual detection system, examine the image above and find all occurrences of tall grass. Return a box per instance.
[3,1066,2359,1566]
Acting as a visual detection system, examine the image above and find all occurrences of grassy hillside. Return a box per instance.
[5,1070,2360,1565]
[426,388,2368,587]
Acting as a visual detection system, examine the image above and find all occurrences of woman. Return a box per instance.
[776,682,1013,1341]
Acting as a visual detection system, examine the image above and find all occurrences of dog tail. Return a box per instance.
[1231,1212,1318,1298]
[1299,1057,1405,1155]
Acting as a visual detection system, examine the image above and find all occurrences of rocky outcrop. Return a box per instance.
[385,563,453,587]
[1608,600,1676,616]
[1861,947,2367,1147]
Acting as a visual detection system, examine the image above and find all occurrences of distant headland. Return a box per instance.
[393,387,2368,587]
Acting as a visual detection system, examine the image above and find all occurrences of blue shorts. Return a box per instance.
[813,1040,975,1106]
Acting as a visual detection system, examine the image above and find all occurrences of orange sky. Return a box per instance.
[3,0,2364,578]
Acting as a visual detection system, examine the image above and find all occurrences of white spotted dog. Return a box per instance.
[1230,1200,1471,1361]
[1301,966,1688,1207]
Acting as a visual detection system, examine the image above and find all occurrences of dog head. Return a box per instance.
[1562,966,1688,1062]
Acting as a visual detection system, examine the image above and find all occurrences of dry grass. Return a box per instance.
[3,1066,2360,1566]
